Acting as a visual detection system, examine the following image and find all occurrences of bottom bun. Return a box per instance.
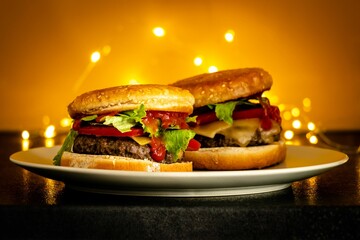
[184,141,286,170]
[61,151,192,172]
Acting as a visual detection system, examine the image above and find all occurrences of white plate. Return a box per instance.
[9,145,348,197]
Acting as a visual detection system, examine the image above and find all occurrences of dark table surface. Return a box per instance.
[1,130,359,239]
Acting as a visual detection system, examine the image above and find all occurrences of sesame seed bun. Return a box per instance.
[172,68,272,107]
[68,84,195,118]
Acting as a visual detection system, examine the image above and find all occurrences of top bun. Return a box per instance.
[172,68,272,108]
[68,84,195,118]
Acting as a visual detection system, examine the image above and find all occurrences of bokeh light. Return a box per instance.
[44,125,56,138]
[224,30,235,42]
[21,130,30,140]
[193,57,203,66]
[90,51,101,63]
[153,27,165,37]
[292,119,302,129]
[284,130,294,140]
[60,118,72,128]
[208,66,218,73]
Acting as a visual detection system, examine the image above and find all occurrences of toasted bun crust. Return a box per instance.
[184,141,286,170]
[61,151,192,172]
[172,68,272,107]
[68,84,195,118]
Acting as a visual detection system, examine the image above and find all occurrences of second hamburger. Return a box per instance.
[172,68,286,170]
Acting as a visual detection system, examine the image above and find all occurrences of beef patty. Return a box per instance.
[195,130,281,148]
[73,135,176,163]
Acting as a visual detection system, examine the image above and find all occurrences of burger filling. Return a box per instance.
[53,104,200,165]
[191,96,282,148]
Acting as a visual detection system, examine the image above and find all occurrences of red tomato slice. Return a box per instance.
[232,108,264,120]
[186,139,201,151]
[196,107,264,125]
[77,126,144,137]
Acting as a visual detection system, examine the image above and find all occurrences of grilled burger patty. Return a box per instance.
[73,135,176,163]
[194,130,281,148]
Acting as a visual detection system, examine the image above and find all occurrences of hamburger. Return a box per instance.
[172,68,286,170]
[53,84,200,172]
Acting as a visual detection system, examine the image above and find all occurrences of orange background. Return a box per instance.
[1,0,359,131]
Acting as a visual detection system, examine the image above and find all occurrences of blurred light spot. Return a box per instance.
[283,111,292,121]
[284,130,294,140]
[303,97,312,112]
[129,79,140,85]
[22,130,30,140]
[208,66,218,73]
[292,119,302,129]
[22,139,29,151]
[291,107,300,117]
[309,135,318,144]
[307,122,316,131]
[153,27,165,37]
[278,104,285,112]
[44,125,56,138]
[45,138,55,148]
[42,115,50,126]
[303,97,311,108]
[224,30,235,42]
[194,57,203,66]
[60,118,72,128]
[102,45,111,56]
[91,51,101,63]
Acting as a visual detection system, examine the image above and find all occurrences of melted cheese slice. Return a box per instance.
[131,136,151,145]
[194,118,281,147]
[218,119,261,147]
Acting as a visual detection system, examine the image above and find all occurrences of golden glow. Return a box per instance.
[129,79,140,85]
[270,95,279,104]
[90,51,101,63]
[307,122,316,131]
[193,57,203,66]
[21,130,30,140]
[60,118,72,128]
[284,130,294,140]
[42,115,50,126]
[303,97,311,107]
[208,66,218,73]
[153,27,165,37]
[263,92,279,104]
[22,139,29,151]
[303,97,312,112]
[283,111,292,121]
[102,45,111,56]
[291,107,300,117]
[224,30,235,42]
[278,104,285,112]
[44,125,55,138]
[292,119,302,129]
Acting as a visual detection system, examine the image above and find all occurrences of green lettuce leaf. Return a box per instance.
[103,104,146,133]
[186,115,197,123]
[81,115,97,121]
[208,99,257,125]
[163,129,196,162]
[209,101,237,125]
[53,129,78,165]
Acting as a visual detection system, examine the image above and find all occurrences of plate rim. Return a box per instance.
[9,145,349,197]
[9,145,349,177]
